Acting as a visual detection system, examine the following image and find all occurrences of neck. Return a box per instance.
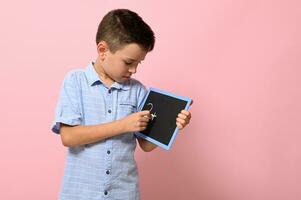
[93,58,114,87]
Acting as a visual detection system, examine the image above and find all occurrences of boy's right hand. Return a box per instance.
[120,110,151,132]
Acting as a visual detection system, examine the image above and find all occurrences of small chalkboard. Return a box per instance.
[135,87,192,150]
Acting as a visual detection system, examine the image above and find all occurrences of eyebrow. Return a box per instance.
[124,58,144,62]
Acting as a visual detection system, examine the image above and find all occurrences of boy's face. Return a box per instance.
[100,43,148,83]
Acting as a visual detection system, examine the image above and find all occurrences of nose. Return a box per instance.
[129,66,137,74]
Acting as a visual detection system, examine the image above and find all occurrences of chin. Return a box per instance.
[122,76,131,81]
[117,78,130,83]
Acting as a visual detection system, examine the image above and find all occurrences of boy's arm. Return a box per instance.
[60,120,124,147]
[136,137,157,152]
[60,110,151,147]
[136,109,192,152]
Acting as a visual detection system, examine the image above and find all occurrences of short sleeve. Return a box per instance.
[134,83,148,138]
[136,83,148,111]
[51,71,82,134]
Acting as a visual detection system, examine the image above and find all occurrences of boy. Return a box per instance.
[51,9,192,200]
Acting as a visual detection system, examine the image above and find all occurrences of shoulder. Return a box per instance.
[128,78,147,91]
[63,68,86,83]
[128,78,148,99]
[61,68,89,91]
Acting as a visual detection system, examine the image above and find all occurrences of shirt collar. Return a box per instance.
[85,62,131,90]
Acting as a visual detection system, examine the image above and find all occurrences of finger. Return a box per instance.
[138,121,148,127]
[178,117,190,127]
[180,110,191,119]
[176,122,183,130]
[140,110,151,116]
[180,109,190,116]
[177,113,188,121]
[176,117,186,125]
[139,126,147,131]
[140,117,150,122]
[141,117,150,122]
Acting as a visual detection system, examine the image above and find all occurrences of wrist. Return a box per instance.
[116,118,128,133]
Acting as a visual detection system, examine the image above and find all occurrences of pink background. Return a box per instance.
[0,0,300,199]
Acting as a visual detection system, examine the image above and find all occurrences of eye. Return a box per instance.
[124,61,133,65]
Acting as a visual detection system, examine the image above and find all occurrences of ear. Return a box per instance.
[97,41,108,60]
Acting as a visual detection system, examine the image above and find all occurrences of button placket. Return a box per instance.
[104,138,113,190]
[107,89,113,116]
[104,88,113,197]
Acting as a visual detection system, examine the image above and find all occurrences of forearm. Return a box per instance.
[137,137,157,152]
[60,119,126,147]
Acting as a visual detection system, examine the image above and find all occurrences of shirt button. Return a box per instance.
[106,170,110,175]
[104,190,108,195]
[108,109,111,113]
[107,150,111,154]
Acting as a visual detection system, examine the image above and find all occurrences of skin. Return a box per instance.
[60,41,192,152]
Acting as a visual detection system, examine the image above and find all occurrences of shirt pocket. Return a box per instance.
[119,101,137,115]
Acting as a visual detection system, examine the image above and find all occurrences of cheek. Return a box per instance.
[110,62,127,75]
[102,58,111,69]
[117,62,129,73]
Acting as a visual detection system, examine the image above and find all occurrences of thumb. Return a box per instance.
[140,110,151,116]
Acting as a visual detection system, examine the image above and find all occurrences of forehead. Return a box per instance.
[114,43,147,60]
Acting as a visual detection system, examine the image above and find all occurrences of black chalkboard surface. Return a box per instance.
[135,87,192,150]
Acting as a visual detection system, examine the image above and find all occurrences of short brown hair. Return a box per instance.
[96,9,155,53]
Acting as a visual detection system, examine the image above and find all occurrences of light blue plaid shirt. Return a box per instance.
[51,62,147,200]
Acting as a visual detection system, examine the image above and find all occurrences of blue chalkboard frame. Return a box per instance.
[135,87,192,150]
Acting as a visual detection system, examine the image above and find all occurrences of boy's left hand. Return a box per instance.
[176,110,192,130]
